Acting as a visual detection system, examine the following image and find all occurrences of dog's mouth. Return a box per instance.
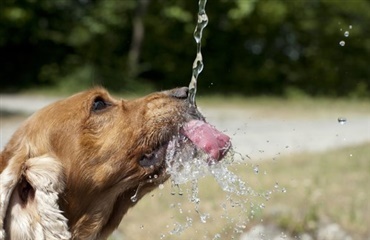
[139,119,231,174]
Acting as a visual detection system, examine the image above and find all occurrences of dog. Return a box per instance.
[0,87,230,239]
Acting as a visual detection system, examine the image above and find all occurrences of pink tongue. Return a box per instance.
[182,120,231,161]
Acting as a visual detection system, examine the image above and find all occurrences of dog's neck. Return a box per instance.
[60,189,129,239]
[61,183,157,239]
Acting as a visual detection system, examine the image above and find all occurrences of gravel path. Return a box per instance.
[1,94,370,159]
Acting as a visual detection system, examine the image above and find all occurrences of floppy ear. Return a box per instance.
[0,150,71,240]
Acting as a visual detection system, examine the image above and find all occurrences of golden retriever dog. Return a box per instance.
[0,87,230,239]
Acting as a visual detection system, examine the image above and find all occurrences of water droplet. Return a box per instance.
[274,182,279,189]
[349,154,353,157]
[178,189,184,196]
[130,195,137,203]
[253,165,259,174]
[281,232,288,238]
[282,188,287,193]
[140,225,144,229]
[200,213,209,223]
[213,233,221,239]
[130,182,143,202]
[349,25,352,29]
[339,41,345,46]
[159,184,164,190]
[338,117,347,125]
[344,31,349,37]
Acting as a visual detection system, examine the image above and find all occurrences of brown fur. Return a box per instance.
[0,87,197,239]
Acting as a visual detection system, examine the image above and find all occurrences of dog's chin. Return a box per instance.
[138,133,190,180]
[138,118,232,184]
[138,144,169,169]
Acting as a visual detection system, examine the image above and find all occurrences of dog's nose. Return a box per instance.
[170,87,189,99]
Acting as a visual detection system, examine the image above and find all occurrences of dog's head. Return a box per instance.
[0,87,230,239]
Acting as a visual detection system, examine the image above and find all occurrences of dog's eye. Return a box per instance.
[92,97,109,112]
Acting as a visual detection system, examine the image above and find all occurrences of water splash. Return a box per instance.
[209,162,253,196]
[188,0,209,107]
[162,141,289,237]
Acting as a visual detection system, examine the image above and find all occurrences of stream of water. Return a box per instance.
[188,0,208,107]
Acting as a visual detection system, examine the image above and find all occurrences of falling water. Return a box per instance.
[188,0,208,107]
[162,138,287,238]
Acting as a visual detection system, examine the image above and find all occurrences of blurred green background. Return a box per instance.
[1,0,369,97]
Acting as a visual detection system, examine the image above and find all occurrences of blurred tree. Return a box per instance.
[0,0,136,91]
[198,0,370,97]
[127,0,150,80]
[0,0,369,97]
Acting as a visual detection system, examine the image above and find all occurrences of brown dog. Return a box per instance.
[0,87,230,239]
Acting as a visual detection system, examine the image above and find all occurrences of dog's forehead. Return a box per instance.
[73,87,111,101]
[29,87,115,122]
[61,87,116,108]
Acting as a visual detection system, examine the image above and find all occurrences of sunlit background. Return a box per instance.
[1,0,369,239]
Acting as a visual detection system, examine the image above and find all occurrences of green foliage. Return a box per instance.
[227,0,257,20]
[0,0,369,97]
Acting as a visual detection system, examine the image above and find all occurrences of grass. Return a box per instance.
[113,143,370,240]
[250,142,370,239]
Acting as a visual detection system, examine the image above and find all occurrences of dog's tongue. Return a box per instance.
[182,120,231,161]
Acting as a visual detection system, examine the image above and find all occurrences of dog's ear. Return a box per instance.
[0,147,71,240]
